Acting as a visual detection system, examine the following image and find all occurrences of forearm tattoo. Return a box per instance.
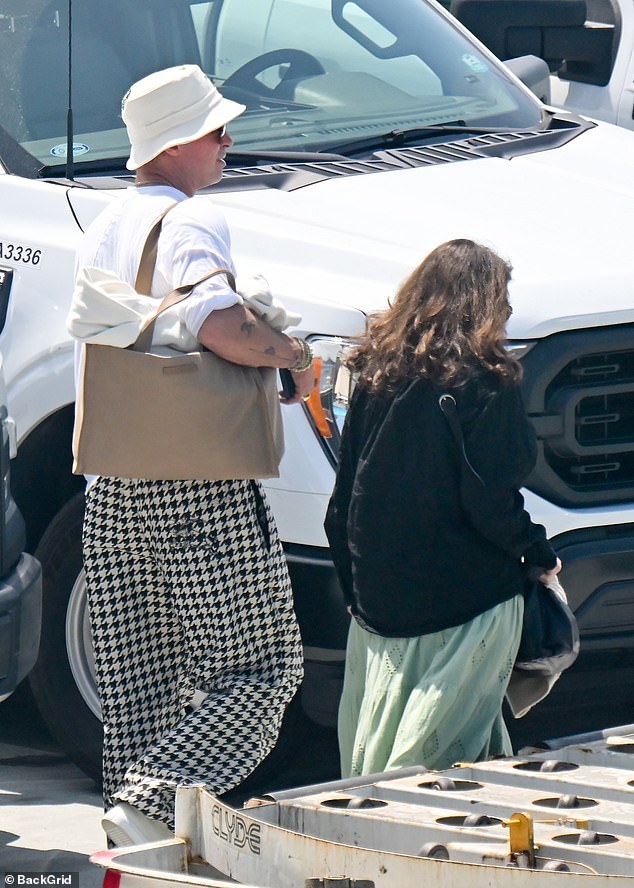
[241,315,283,359]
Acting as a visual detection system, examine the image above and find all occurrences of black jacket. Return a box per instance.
[324,374,557,637]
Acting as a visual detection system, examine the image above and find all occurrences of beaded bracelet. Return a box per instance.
[290,338,313,372]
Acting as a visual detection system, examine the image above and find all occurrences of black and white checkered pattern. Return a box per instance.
[83,476,303,827]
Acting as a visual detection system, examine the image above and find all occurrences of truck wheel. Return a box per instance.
[27,493,104,783]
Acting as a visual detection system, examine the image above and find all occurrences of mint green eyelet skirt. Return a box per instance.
[338,594,523,777]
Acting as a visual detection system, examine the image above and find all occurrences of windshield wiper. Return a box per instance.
[227,148,348,165]
[326,123,522,157]
[225,127,519,165]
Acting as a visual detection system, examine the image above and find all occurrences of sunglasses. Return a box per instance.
[213,124,227,141]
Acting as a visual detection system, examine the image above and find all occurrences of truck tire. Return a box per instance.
[27,493,104,784]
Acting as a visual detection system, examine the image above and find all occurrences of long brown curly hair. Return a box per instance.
[347,239,521,392]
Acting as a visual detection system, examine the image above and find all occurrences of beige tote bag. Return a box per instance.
[72,214,283,480]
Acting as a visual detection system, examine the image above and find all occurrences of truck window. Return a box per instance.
[213,0,443,97]
[6,0,542,172]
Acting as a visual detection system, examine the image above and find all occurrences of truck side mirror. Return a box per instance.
[505,54,552,103]
[451,0,617,87]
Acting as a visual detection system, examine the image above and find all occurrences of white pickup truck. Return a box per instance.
[450,0,634,127]
[2,0,634,784]
[0,355,41,703]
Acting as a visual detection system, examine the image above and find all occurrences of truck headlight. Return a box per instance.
[505,341,536,360]
[303,336,356,467]
[303,338,536,469]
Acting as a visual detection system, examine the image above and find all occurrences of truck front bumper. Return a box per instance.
[0,552,42,702]
[554,523,634,653]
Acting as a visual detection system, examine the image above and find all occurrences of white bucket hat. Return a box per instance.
[122,64,246,170]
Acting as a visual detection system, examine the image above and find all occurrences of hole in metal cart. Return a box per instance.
[320,797,388,810]
[554,831,618,846]
[534,795,598,809]
[514,760,578,773]
[437,814,502,827]
[418,777,483,792]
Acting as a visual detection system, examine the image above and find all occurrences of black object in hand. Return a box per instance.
[280,368,296,398]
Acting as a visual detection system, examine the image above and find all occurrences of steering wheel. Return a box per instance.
[222,49,325,100]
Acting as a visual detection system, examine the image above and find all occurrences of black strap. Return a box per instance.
[250,480,271,550]
[438,393,485,486]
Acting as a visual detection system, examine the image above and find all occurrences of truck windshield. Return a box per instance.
[3,0,543,171]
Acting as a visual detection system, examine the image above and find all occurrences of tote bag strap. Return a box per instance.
[134,202,179,295]
[134,267,237,351]
[134,202,237,300]
[132,201,236,350]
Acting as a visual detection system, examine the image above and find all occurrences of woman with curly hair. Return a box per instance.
[325,239,561,777]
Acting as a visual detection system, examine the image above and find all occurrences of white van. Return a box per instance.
[1,0,634,782]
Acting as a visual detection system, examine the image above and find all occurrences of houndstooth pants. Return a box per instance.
[82,476,304,828]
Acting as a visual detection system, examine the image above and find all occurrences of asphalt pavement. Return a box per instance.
[0,686,104,886]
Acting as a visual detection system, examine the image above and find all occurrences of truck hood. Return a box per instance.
[209,121,634,340]
[68,122,634,340]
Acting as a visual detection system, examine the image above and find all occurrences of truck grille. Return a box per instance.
[520,324,634,507]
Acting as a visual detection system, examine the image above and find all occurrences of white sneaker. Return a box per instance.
[102,802,172,847]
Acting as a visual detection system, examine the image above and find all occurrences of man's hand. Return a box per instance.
[281,365,315,404]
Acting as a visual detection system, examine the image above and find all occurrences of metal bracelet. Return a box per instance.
[290,338,313,372]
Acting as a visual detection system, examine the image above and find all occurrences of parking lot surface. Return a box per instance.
[0,688,104,886]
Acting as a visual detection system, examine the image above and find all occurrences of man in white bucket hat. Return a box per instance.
[122,63,244,173]
[70,64,312,846]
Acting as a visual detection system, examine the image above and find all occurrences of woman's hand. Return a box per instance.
[538,556,562,585]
